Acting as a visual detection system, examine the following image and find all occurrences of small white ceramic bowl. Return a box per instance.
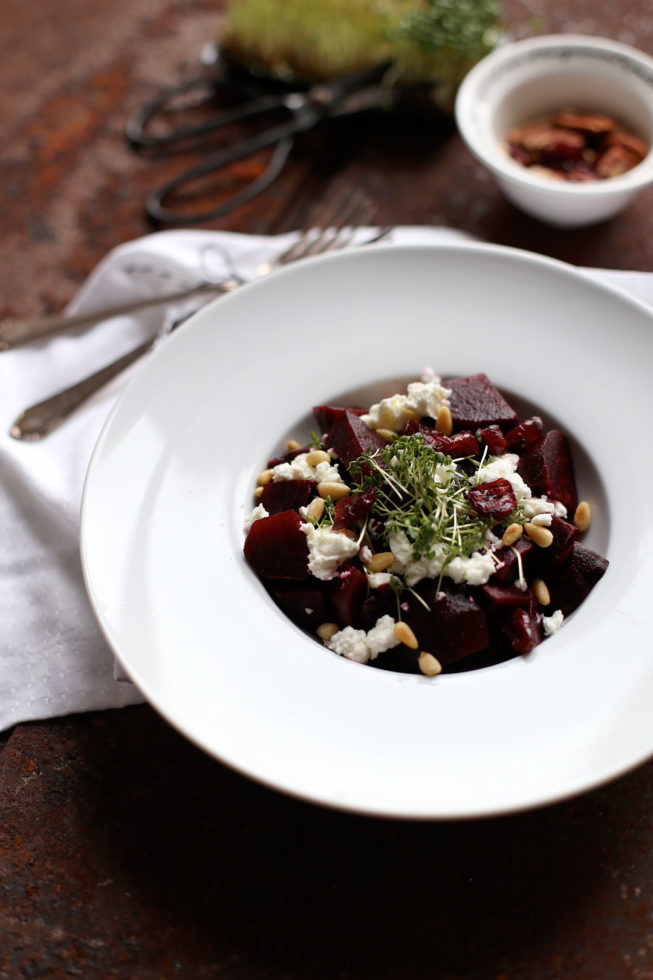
[455,34,653,227]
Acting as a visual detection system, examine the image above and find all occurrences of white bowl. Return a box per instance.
[455,34,653,227]
[81,242,653,819]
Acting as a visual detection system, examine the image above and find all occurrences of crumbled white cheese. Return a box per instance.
[360,545,373,564]
[326,614,399,664]
[243,503,269,532]
[530,513,552,527]
[521,495,567,518]
[367,571,393,589]
[542,609,564,636]
[388,529,497,587]
[361,378,451,432]
[271,452,343,485]
[301,523,358,581]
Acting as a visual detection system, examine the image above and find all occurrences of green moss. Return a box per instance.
[220,0,501,95]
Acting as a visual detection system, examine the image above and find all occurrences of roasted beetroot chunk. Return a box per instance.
[504,416,544,451]
[478,424,507,455]
[332,487,376,530]
[244,510,309,581]
[517,430,578,513]
[324,409,389,470]
[403,585,490,666]
[269,584,326,631]
[313,404,365,434]
[546,542,608,616]
[500,606,542,654]
[492,536,536,584]
[480,582,533,612]
[261,479,317,515]
[328,566,368,627]
[445,373,519,431]
[468,478,517,517]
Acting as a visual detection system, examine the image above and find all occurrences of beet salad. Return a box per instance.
[243,371,608,676]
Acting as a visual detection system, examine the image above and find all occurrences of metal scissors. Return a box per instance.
[126,55,392,225]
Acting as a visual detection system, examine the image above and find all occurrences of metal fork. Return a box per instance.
[10,191,389,440]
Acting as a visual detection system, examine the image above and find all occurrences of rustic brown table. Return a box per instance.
[2,2,652,977]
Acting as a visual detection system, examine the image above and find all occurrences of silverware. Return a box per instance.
[0,282,227,351]
[10,191,390,440]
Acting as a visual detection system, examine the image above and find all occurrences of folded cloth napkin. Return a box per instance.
[2,226,653,734]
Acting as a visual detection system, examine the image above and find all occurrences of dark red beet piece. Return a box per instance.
[244,510,309,581]
[325,409,388,470]
[269,584,326,630]
[517,430,578,512]
[361,584,396,629]
[493,537,536,584]
[445,374,519,431]
[332,487,376,530]
[260,479,317,515]
[402,420,480,456]
[478,424,507,455]
[468,478,517,517]
[500,607,542,654]
[313,404,365,433]
[546,542,608,616]
[504,416,544,451]
[403,585,489,666]
[328,566,368,627]
[480,582,533,612]
[548,515,578,552]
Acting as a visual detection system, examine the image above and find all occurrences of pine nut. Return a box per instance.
[574,500,592,533]
[317,622,339,642]
[306,449,331,466]
[533,578,550,606]
[435,403,453,436]
[524,522,553,548]
[394,621,419,650]
[375,428,396,442]
[418,651,442,676]
[366,551,395,573]
[254,486,264,499]
[305,497,325,521]
[318,481,350,500]
[501,523,523,547]
[286,439,301,451]
[256,468,274,486]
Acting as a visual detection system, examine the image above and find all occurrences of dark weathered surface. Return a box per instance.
[1,0,652,977]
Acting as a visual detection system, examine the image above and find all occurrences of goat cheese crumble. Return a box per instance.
[301,523,359,581]
[326,614,400,664]
[271,451,343,485]
[361,378,451,432]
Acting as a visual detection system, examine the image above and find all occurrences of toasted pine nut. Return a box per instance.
[256,468,274,487]
[254,486,264,499]
[418,652,442,676]
[305,497,325,521]
[286,439,301,451]
[435,403,453,436]
[366,551,395,573]
[533,578,551,606]
[306,449,331,467]
[318,481,350,500]
[574,500,592,533]
[394,621,419,650]
[375,428,396,442]
[317,622,339,642]
[524,522,553,548]
[501,523,523,547]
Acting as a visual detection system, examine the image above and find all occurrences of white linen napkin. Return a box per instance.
[1,226,652,733]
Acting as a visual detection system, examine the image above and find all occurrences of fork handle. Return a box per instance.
[10,339,153,441]
[0,281,226,350]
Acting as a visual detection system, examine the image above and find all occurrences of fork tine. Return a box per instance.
[276,187,378,267]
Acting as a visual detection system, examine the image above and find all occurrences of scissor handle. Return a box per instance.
[145,134,295,224]
[126,76,296,150]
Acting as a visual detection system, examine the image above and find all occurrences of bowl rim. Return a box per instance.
[455,33,653,196]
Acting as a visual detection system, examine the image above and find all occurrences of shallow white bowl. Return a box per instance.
[81,243,653,819]
[455,34,653,227]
